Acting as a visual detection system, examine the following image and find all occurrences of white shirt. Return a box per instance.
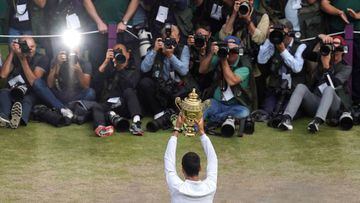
[257,38,306,73]
[285,0,301,31]
[164,134,218,203]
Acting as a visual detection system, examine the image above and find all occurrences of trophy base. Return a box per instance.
[184,126,196,137]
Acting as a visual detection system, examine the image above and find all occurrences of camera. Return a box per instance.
[67,52,79,64]
[238,1,251,16]
[107,111,130,132]
[113,49,126,65]
[31,105,71,127]
[163,37,177,49]
[320,43,348,56]
[13,39,31,54]
[138,29,153,58]
[146,109,175,132]
[339,111,353,130]
[10,83,28,101]
[221,116,235,137]
[269,25,301,45]
[244,116,255,134]
[216,42,244,58]
[194,34,206,48]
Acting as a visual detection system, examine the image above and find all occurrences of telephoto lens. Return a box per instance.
[107,111,130,132]
[320,44,333,56]
[269,29,285,45]
[10,84,28,101]
[339,111,353,130]
[221,116,236,137]
[114,49,126,64]
[194,34,206,48]
[238,1,250,15]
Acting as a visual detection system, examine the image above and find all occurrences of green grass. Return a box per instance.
[0,119,359,201]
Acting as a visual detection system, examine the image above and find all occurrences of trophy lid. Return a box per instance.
[187,88,199,102]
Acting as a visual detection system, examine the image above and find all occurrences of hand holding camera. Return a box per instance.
[187,35,195,47]
[162,43,175,58]
[154,38,164,52]
[11,39,30,58]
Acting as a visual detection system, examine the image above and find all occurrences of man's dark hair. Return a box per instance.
[195,21,211,33]
[182,152,201,177]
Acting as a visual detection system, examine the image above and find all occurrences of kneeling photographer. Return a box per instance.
[200,36,255,137]
[139,24,190,132]
[187,22,216,99]
[0,37,49,129]
[278,34,352,133]
[257,19,306,125]
[96,43,144,136]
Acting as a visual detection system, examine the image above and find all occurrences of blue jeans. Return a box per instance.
[32,79,65,109]
[0,88,37,125]
[52,88,96,104]
[203,99,250,123]
[8,27,32,45]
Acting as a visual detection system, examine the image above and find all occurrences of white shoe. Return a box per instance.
[0,115,10,128]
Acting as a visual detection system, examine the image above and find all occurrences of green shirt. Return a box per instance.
[210,56,250,104]
[93,0,130,24]
[330,0,360,31]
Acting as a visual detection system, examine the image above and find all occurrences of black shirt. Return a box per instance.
[8,0,33,30]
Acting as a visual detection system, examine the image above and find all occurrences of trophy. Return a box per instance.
[175,88,211,136]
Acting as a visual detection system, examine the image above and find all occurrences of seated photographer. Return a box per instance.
[187,23,217,99]
[219,0,269,45]
[164,114,218,202]
[0,37,49,129]
[257,19,306,116]
[97,43,144,136]
[200,36,252,129]
[139,24,190,132]
[278,35,352,133]
[47,48,95,104]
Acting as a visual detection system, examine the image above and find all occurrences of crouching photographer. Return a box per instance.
[257,19,306,127]
[0,37,49,129]
[200,36,255,137]
[278,34,352,133]
[139,24,190,132]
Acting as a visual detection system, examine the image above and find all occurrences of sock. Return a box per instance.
[133,115,140,123]
[154,111,164,120]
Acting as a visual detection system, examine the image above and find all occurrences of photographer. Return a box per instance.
[47,48,95,103]
[278,35,352,133]
[0,37,49,129]
[257,19,306,116]
[96,43,144,136]
[219,0,269,45]
[200,36,252,129]
[187,23,216,98]
[139,24,190,132]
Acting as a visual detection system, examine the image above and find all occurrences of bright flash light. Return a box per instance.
[62,30,81,49]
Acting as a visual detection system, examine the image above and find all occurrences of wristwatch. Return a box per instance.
[121,20,128,26]
[173,127,183,133]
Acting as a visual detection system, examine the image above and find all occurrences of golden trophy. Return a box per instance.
[175,88,211,136]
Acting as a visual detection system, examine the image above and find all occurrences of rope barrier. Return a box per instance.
[0,30,99,38]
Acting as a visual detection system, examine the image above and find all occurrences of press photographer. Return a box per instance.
[139,24,190,132]
[47,47,95,104]
[97,43,144,136]
[257,19,306,123]
[278,34,352,133]
[0,37,49,129]
[200,36,255,137]
[187,23,217,98]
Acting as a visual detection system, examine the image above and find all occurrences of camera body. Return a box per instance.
[14,39,30,54]
[113,49,126,65]
[10,83,28,101]
[216,42,244,58]
[238,1,251,16]
[269,25,301,45]
[107,111,130,132]
[67,51,79,64]
[320,43,348,56]
[163,23,177,49]
[194,33,206,48]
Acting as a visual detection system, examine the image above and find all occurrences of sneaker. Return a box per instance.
[0,115,10,128]
[60,108,74,120]
[130,121,144,136]
[95,125,115,137]
[9,102,22,129]
[278,116,293,131]
[307,119,320,133]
